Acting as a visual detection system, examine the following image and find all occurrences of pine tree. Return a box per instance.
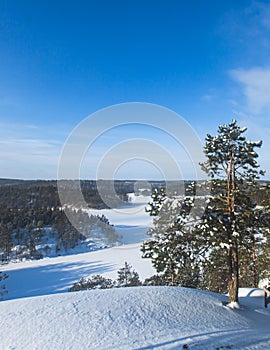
[237,204,268,288]
[145,188,166,216]
[199,119,264,303]
[200,248,228,293]
[116,262,141,287]
[256,190,270,283]
[142,194,203,287]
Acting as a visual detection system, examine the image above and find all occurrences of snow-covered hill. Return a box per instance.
[1,286,270,350]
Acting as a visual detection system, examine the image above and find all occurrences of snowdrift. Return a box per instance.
[1,286,270,350]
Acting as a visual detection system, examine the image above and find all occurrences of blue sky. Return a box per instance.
[0,0,270,180]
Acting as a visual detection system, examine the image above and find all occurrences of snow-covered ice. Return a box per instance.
[2,242,155,300]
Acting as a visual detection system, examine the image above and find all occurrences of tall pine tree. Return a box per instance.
[199,119,264,303]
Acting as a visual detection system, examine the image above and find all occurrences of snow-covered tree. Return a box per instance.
[116,262,141,287]
[145,188,166,216]
[199,119,265,303]
[143,274,167,286]
[69,275,114,291]
[142,194,203,287]
[200,247,228,293]
[255,191,270,283]
[236,203,269,288]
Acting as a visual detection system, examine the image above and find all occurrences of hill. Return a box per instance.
[1,286,270,349]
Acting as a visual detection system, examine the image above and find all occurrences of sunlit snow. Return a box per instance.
[1,194,270,349]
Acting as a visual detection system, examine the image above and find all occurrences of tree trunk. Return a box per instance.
[227,140,239,303]
[228,238,239,303]
[171,272,175,286]
[252,237,258,287]
[227,246,233,299]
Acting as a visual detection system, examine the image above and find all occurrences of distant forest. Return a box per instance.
[0,179,141,262]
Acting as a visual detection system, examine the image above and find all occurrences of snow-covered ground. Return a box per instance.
[1,286,270,350]
[2,242,155,300]
[1,193,270,349]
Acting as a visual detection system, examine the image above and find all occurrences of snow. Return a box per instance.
[87,194,152,244]
[238,288,265,298]
[87,194,153,228]
[227,301,241,309]
[1,243,156,300]
[1,193,270,349]
[1,286,270,350]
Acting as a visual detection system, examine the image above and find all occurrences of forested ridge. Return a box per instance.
[0,180,130,262]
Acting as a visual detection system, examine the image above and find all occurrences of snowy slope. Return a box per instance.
[2,243,155,300]
[1,286,270,350]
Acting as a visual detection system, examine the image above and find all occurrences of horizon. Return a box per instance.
[1,177,269,183]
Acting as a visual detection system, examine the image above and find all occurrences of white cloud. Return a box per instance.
[0,122,65,179]
[230,66,270,114]
[0,137,62,178]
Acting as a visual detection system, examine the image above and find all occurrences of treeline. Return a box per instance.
[0,179,157,209]
[3,178,262,209]
[0,180,107,209]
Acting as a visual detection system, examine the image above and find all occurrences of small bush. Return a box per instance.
[69,274,114,292]
[143,274,167,286]
[69,262,142,292]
